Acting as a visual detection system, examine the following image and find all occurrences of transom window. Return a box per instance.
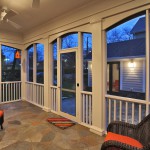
[61,33,78,49]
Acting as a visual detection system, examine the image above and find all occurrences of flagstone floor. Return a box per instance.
[0,101,105,150]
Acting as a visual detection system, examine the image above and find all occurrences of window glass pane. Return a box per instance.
[52,40,57,86]
[61,33,78,49]
[61,52,76,90]
[107,13,146,100]
[61,91,76,116]
[1,45,21,82]
[27,45,34,82]
[82,33,92,92]
[36,43,44,84]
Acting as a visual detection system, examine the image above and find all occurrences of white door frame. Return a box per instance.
[58,48,78,122]
[56,32,83,122]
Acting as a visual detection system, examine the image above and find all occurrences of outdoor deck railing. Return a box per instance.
[105,94,150,129]
[0,81,22,103]
[81,91,92,126]
[50,86,57,112]
[26,82,44,107]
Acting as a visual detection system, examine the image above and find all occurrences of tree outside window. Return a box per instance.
[1,45,21,82]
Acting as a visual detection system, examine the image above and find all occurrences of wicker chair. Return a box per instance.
[101,113,150,150]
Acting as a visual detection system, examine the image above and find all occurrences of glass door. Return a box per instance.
[107,62,120,94]
[60,52,76,116]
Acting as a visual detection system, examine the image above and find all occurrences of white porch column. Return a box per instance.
[21,48,27,101]
[90,21,105,136]
[43,36,51,112]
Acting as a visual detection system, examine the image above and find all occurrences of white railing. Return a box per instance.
[105,94,150,129]
[0,81,22,103]
[26,82,44,107]
[50,86,57,112]
[81,91,92,126]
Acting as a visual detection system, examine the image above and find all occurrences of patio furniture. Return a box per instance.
[101,113,150,150]
[0,110,4,130]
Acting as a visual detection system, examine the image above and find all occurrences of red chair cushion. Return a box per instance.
[0,111,4,117]
[105,132,143,148]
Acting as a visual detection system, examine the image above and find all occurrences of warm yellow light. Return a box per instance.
[128,62,136,68]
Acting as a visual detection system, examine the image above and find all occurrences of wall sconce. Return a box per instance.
[128,59,136,69]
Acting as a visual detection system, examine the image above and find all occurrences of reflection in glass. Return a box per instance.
[36,43,44,84]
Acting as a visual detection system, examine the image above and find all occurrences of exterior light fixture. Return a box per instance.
[128,59,136,69]
[15,50,21,59]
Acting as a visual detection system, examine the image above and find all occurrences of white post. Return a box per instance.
[146,9,150,115]
[21,47,27,101]
[57,37,61,113]
[76,32,83,122]
[43,37,51,112]
[90,21,105,136]
[49,41,53,110]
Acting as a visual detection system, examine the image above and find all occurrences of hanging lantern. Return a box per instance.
[15,50,21,59]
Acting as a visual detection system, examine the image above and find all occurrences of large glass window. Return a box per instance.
[1,45,21,82]
[82,33,92,92]
[61,33,78,49]
[36,43,44,84]
[27,45,34,82]
[107,13,146,100]
[52,40,57,86]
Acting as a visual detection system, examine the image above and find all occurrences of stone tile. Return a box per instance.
[0,130,5,141]
[1,141,32,150]
[8,120,21,125]
[0,140,17,149]
[0,101,105,150]
[41,131,55,142]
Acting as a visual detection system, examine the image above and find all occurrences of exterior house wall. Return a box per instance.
[120,59,145,92]
[93,58,146,93]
